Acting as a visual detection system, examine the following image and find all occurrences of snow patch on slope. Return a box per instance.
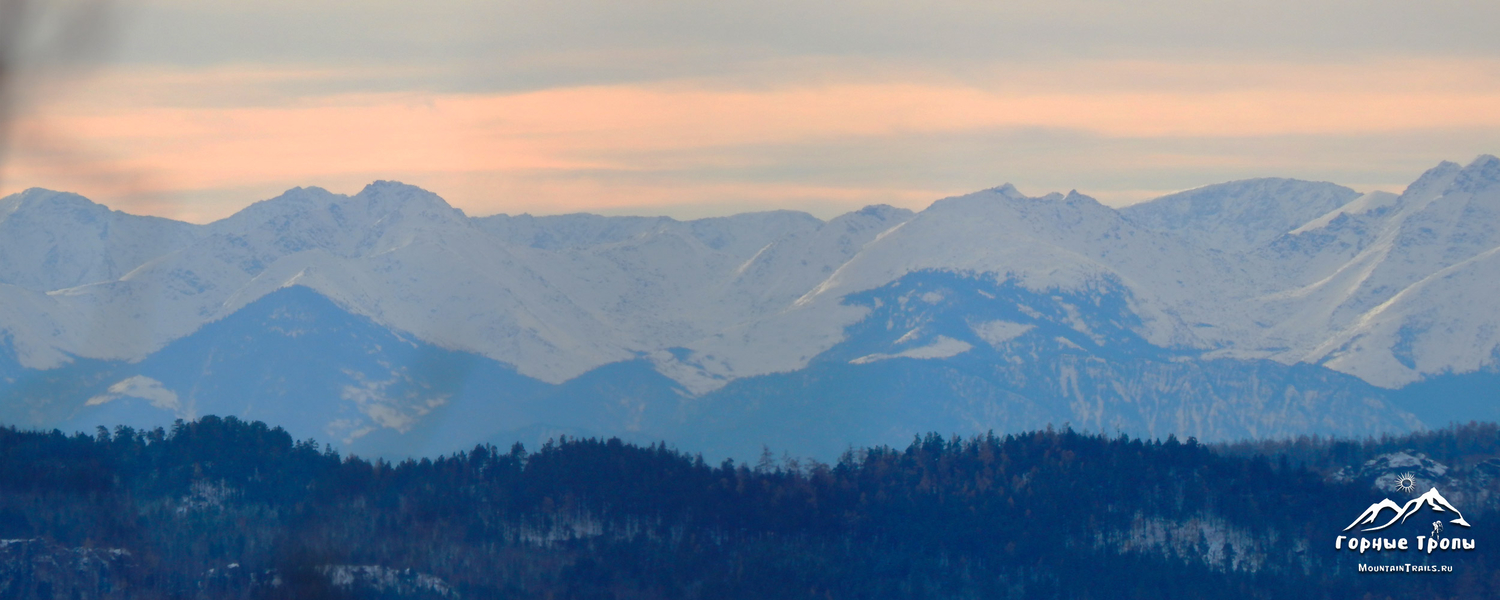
[86,376,186,415]
[973,320,1035,347]
[1290,190,1399,235]
[850,335,973,364]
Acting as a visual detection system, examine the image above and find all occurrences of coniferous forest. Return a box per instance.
[2,417,1500,598]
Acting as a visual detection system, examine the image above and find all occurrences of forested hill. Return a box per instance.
[2,418,1500,599]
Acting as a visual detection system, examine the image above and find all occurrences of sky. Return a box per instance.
[2,0,1499,223]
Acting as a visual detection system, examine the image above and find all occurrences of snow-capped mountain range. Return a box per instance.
[3,156,1499,459]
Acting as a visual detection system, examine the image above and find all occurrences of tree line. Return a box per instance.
[0,416,1498,598]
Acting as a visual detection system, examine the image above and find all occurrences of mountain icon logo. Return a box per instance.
[1344,487,1470,533]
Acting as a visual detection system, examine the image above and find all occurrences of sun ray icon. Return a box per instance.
[1394,472,1417,494]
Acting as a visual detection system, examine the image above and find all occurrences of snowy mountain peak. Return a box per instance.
[937,185,1101,214]
[901,188,1137,269]
[988,183,1028,199]
[1401,161,1464,200]
[0,188,111,221]
[850,204,909,220]
[206,182,473,261]
[1468,153,1500,168]
[355,180,466,219]
[0,189,201,292]
[361,180,430,195]
[1120,178,1358,253]
[217,186,341,227]
[222,181,463,231]
[1062,189,1103,207]
[1446,154,1500,195]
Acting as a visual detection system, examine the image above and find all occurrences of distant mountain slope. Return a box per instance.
[1245,156,1500,386]
[0,285,544,454]
[20,284,699,459]
[10,278,1422,462]
[0,189,201,292]
[1120,178,1359,253]
[676,271,1419,459]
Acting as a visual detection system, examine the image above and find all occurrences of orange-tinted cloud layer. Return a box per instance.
[5,59,1500,221]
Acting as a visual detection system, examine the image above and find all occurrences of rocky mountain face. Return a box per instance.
[1,157,1498,459]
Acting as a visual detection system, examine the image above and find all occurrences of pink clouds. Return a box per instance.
[5,59,1500,221]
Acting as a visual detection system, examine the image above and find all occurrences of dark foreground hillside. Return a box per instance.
[1,417,1499,599]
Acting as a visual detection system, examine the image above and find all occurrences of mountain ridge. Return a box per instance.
[3,156,1498,457]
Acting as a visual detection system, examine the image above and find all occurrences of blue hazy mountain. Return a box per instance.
[8,285,693,459]
[0,276,1421,462]
[674,271,1418,459]
[16,285,543,456]
[1387,369,1500,428]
